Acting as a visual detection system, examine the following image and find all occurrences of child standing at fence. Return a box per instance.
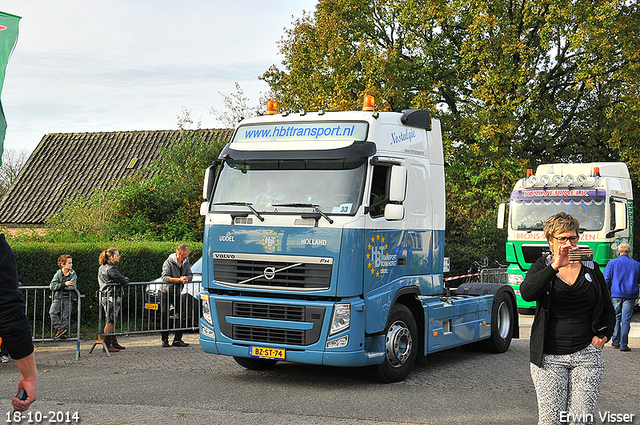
[49,254,77,340]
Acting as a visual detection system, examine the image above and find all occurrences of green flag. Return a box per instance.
[0,11,20,166]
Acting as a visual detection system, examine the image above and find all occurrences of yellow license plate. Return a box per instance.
[249,346,285,360]
[144,303,159,310]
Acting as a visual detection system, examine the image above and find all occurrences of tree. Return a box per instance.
[261,0,640,263]
[0,148,28,197]
[262,0,640,212]
[209,82,266,128]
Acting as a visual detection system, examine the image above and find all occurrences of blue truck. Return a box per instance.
[198,97,519,382]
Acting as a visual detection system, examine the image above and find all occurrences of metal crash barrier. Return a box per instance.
[444,272,481,287]
[480,267,508,284]
[19,286,83,361]
[89,281,199,356]
[445,267,507,288]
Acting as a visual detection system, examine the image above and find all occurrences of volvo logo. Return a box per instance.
[263,267,276,280]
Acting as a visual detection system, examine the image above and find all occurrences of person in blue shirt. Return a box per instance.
[604,242,640,352]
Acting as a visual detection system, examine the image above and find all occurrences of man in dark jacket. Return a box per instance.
[160,244,193,347]
[0,234,37,411]
[604,242,640,352]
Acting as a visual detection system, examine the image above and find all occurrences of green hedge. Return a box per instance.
[10,241,203,328]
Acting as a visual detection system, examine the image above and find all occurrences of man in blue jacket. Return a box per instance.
[604,242,640,352]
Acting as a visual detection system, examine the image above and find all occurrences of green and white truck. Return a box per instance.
[498,162,634,311]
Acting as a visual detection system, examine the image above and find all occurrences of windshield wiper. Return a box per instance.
[276,203,334,224]
[213,202,264,222]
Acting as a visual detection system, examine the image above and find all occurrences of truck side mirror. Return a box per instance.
[202,165,216,201]
[200,202,209,216]
[389,165,407,202]
[606,202,628,238]
[497,203,506,229]
[384,204,404,221]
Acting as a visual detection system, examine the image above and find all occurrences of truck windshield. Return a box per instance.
[210,158,366,215]
[510,189,606,231]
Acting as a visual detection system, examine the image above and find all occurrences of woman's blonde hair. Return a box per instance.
[543,212,580,242]
[99,248,119,265]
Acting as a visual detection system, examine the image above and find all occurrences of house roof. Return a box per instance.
[0,129,232,226]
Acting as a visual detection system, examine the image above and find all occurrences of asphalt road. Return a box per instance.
[1,312,639,425]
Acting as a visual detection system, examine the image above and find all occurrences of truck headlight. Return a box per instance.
[329,303,350,336]
[326,335,348,349]
[200,323,216,339]
[201,294,213,326]
[508,274,524,285]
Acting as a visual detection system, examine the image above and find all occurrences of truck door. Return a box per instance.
[364,161,405,285]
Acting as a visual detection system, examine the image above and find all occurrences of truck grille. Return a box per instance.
[213,253,332,291]
[234,302,305,321]
[234,326,305,345]
[216,300,325,346]
[521,245,551,264]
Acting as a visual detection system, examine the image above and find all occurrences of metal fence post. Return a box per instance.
[88,289,110,356]
[18,285,82,361]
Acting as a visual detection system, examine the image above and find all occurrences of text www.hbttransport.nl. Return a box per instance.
[244,124,356,139]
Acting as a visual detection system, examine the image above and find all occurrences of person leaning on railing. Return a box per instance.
[159,244,193,348]
[97,248,129,352]
[49,254,78,340]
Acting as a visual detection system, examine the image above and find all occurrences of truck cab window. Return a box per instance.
[369,165,390,217]
[211,158,366,216]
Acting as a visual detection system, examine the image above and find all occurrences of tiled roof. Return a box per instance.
[0,129,232,225]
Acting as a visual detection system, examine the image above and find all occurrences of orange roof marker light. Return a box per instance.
[593,166,600,177]
[362,95,375,111]
[266,100,278,115]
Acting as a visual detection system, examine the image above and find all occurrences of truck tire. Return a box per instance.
[479,291,515,353]
[233,356,278,370]
[370,304,418,383]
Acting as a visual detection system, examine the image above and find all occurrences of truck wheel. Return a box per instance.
[479,291,514,353]
[233,356,278,370]
[371,304,418,383]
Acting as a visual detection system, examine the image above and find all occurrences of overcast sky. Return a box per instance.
[1,0,317,156]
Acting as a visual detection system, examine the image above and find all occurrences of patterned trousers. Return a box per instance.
[530,344,604,425]
[101,290,122,325]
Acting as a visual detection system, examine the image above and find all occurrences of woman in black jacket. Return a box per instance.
[521,212,615,425]
[98,248,129,352]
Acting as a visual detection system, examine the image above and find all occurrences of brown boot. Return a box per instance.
[102,324,120,352]
[111,337,126,350]
[102,336,120,352]
[106,323,125,348]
